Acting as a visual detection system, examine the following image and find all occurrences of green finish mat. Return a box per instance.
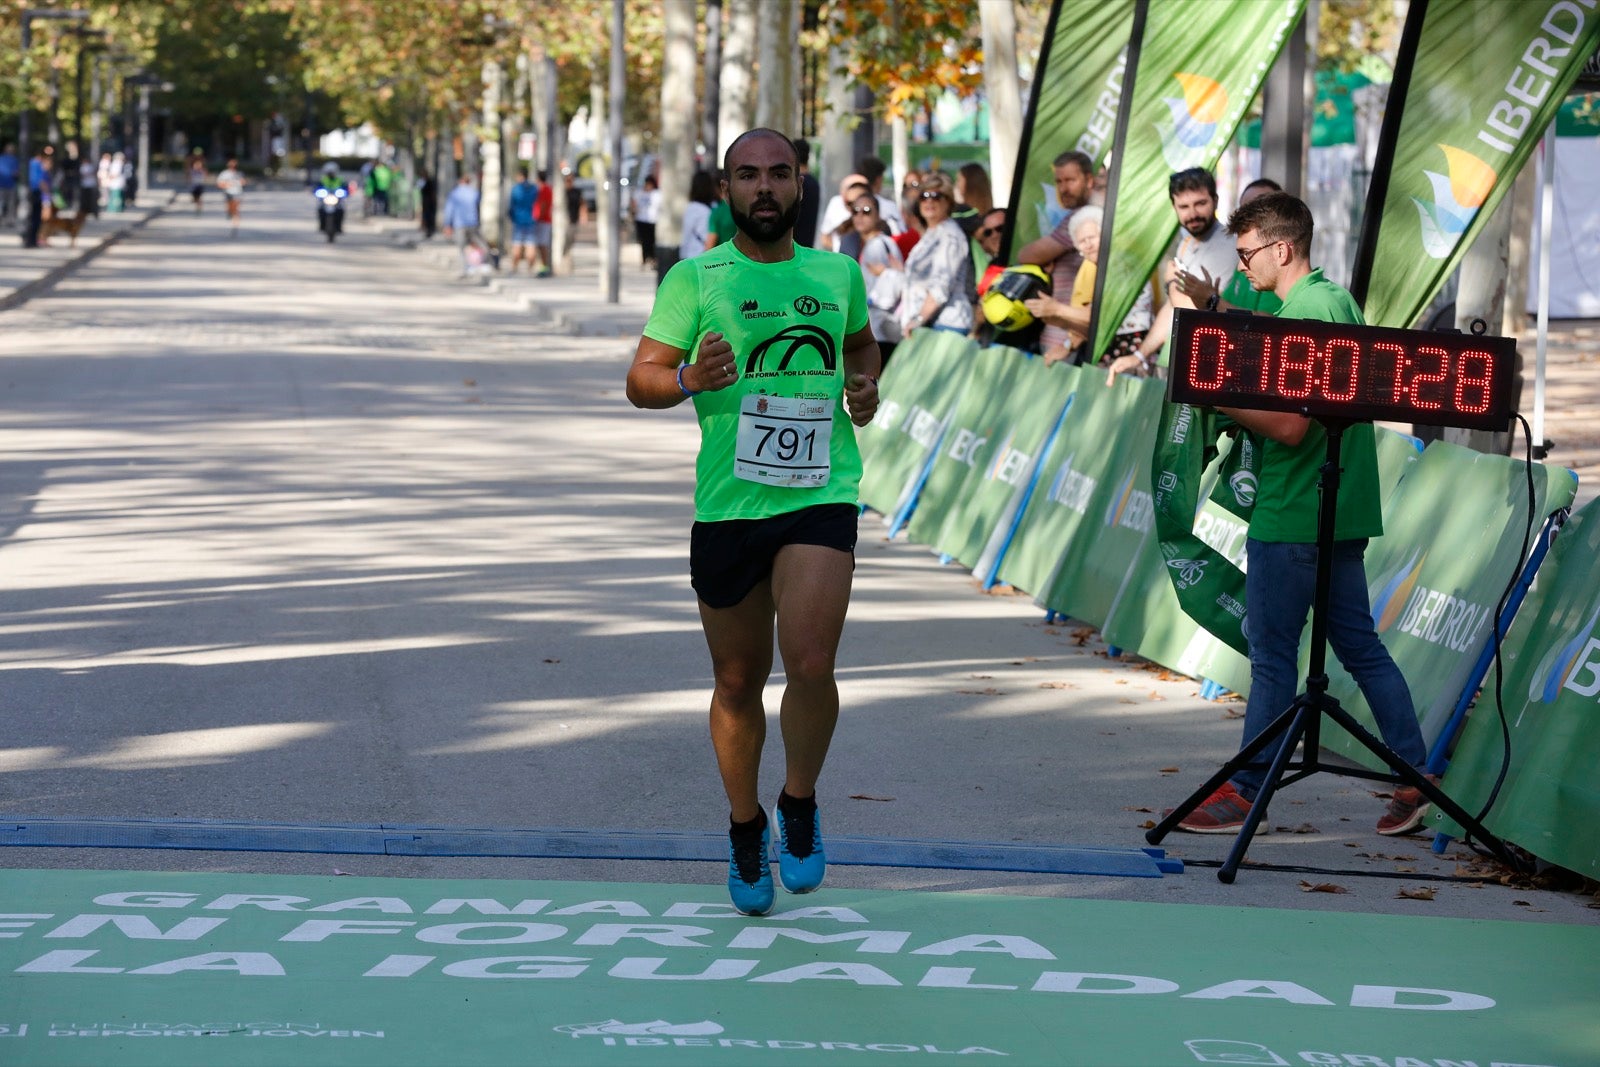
[2,869,1595,1066]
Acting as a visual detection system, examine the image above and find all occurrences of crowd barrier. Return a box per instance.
[862,330,1590,874]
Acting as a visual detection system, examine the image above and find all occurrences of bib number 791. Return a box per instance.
[735,394,834,487]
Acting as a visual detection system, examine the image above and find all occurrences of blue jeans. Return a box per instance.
[1233,538,1424,801]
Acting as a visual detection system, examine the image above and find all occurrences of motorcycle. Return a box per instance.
[315,185,348,242]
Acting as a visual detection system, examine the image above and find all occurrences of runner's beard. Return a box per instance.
[731,197,801,243]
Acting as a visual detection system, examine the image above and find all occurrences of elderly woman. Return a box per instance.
[1023,204,1152,364]
[898,173,974,337]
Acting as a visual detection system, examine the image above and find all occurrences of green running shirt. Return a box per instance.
[643,241,871,522]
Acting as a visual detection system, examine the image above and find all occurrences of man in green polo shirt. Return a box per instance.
[1175,191,1432,838]
[625,128,881,916]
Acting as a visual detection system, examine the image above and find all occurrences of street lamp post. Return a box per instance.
[130,73,174,199]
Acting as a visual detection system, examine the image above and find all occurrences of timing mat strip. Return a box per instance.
[0,815,1181,877]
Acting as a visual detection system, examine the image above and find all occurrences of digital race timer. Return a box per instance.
[1167,309,1516,431]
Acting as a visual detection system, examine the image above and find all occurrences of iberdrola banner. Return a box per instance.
[1148,404,1256,655]
[1356,0,1600,327]
[1434,495,1600,877]
[1003,0,1136,249]
[1091,0,1305,361]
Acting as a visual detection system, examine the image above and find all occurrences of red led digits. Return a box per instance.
[1410,345,1449,411]
[1187,327,1232,390]
[1455,351,1495,414]
[1319,337,1361,402]
[1373,342,1408,404]
[1275,334,1317,399]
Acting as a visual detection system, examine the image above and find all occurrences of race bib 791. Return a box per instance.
[735,394,834,487]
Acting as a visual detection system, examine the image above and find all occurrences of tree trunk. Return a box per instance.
[1443,175,1517,455]
[820,39,855,211]
[592,58,610,288]
[701,0,723,168]
[480,59,504,250]
[659,0,697,266]
[718,0,757,157]
[980,0,1024,206]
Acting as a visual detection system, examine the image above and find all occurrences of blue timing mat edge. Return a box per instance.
[0,816,1182,877]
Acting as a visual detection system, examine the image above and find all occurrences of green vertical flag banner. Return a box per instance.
[915,352,1076,571]
[1004,0,1136,249]
[1320,442,1577,769]
[1357,0,1600,327]
[856,330,979,521]
[1434,496,1600,877]
[1092,0,1306,361]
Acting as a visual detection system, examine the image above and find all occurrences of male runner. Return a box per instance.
[626,128,880,915]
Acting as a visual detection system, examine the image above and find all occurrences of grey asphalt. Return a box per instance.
[1,188,1594,926]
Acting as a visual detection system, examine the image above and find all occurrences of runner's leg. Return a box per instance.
[699,582,776,823]
[771,543,853,799]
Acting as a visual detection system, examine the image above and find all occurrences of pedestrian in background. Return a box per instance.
[418,170,438,239]
[442,172,493,277]
[507,167,539,275]
[216,158,245,236]
[679,169,717,261]
[106,152,127,213]
[0,142,18,228]
[77,152,99,218]
[22,146,50,249]
[533,169,554,277]
[792,137,821,248]
[632,173,660,270]
[187,150,207,213]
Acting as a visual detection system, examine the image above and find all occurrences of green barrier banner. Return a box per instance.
[1006,0,1135,247]
[1131,428,1424,692]
[1357,0,1600,327]
[1039,378,1166,630]
[996,368,1131,598]
[912,352,1075,571]
[1435,497,1600,876]
[1320,442,1577,769]
[1091,0,1305,361]
[856,330,978,521]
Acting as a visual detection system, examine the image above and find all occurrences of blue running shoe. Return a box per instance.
[727,821,774,916]
[774,801,826,894]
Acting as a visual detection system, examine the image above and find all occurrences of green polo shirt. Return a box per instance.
[1248,268,1384,543]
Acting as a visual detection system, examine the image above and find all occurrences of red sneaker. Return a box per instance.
[1376,775,1441,836]
[1173,781,1258,834]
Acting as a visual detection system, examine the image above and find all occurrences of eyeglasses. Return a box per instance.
[976,226,1000,239]
[1236,240,1281,269]
[851,204,877,215]
[919,190,947,201]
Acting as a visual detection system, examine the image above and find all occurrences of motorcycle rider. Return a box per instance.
[316,162,347,238]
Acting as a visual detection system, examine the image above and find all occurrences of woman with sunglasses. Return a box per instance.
[895,170,925,259]
[898,173,974,337]
[848,193,906,364]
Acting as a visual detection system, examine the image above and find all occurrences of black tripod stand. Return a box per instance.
[1147,420,1520,882]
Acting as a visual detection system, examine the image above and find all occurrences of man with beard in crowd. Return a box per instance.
[625,128,881,917]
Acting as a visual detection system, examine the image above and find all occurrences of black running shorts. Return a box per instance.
[690,503,860,609]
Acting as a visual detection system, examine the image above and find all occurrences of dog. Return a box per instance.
[38,209,88,248]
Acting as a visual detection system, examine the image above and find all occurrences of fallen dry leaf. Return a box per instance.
[967,673,994,680]
[1158,766,1181,774]
[849,794,895,802]
[1397,887,1437,901]
[1275,823,1320,835]
[1513,899,1532,906]
[1123,806,1154,813]
[1221,708,1245,719]
[1147,691,1165,701]
[1300,881,1349,894]
[543,658,561,663]
[1038,681,1075,689]
[463,378,477,387]
[1008,657,1039,665]
[1043,627,1060,635]
[1138,819,1157,829]
[956,687,1004,696]
[1118,697,1137,704]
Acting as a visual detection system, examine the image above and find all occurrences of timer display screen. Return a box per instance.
[1168,309,1515,431]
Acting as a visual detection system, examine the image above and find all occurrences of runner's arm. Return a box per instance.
[841,325,881,426]
[627,332,738,409]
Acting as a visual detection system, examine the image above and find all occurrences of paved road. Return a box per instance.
[1,191,1592,925]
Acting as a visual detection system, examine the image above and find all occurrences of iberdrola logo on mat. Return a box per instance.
[1413,144,1497,259]
[1370,548,1427,633]
[1158,73,1228,170]
[1526,602,1600,705]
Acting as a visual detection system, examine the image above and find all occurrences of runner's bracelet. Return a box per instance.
[677,363,698,397]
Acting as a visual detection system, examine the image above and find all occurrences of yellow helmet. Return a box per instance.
[981,264,1050,331]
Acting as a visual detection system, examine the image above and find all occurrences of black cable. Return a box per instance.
[1458,413,1540,869]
